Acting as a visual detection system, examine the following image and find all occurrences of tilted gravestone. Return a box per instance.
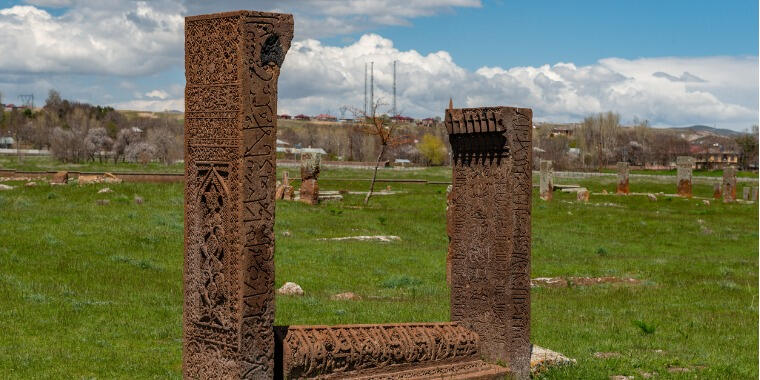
[676,156,693,197]
[616,162,630,194]
[183,11,293,378]
[722,167,737,203]
[446,106,532,379]
[539,160,553,201]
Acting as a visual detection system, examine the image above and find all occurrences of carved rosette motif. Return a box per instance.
[446,107,532,379]
[183,10,293,379]
[279,323,482,379]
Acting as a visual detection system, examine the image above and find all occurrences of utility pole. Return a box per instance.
[364,63,367,116]
[392,60,397,117]
[370,61,374,117]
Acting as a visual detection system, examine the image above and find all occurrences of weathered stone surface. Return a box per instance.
[277,282,304,296]
[275,171,295,200]
[531,345,576,375]
[647,193,657,202]
[276,323,507,379]
[752,187,759,201]
[676,156,693,197]
[539,160,553,201]
[742,186,751,200]
[0,184,13,190]
[97,187,112,194]
[51,171,69,184]
[330,292,361,300]
[616,162,629,194]
[134,196,144,205]
[722,167,737,203]
[183,10,293,379]
[446,106,532,379]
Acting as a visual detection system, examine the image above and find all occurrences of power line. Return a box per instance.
[18,94,34,109]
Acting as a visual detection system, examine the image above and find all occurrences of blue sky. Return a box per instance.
[0,0,757,130]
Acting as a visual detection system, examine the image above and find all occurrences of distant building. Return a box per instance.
[278,114,292,119]
[550,127,573,137]
[390,115,414,123]
[294,114,311,121]
[690,137,739,169]
[0,136,15,149]
[417,118,436,127]
[394,158,412,167]
[315,113,337,122]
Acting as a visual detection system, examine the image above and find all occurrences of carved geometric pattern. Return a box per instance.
[446,106,532,379]
[278,323,483,379]
[183,10,293,379]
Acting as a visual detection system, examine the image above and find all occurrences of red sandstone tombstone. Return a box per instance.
[446,105,532,379]
[713,183,722,199]
[676,156,693,197]
[183,10,293,379]
[299,153,320,205]
[51,171,69,184]
[616,162,629,194]
[722,167,737,203]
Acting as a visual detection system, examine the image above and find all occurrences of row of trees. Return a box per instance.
[534,112,759,171]
[0,90,183,164]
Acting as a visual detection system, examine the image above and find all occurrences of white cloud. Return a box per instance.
[275,35,758,130]
[113,97,183,112]
[0,3,184,76]
[145,89,169,99]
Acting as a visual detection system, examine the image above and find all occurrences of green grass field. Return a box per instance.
[0,166,757,378]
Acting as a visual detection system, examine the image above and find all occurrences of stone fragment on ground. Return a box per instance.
[331,292,360,301]
[610,376,634,380]
[98,187,113,194]
[576,189,590,202]
[78,173,123,185]
[530,345,575,375]
[134,196,144,205]
[647,193,657,201]
[0,184,14,190]
[593,352,621,359]
[702,199,710,206]
[51,171,69,184]
[317,235,401,242]
[531,276,641,288]
[25,181,37,187]
[277,282,304,296]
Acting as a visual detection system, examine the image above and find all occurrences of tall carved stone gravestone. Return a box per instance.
[539,160,553,201]
[183,11,292,379]
[676,156,693,197]
[722,166,737,203]
[446,106,532,379]
[616,162,630,194]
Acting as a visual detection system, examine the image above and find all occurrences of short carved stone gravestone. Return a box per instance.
[616,162,629,194]
[676,156,693,197]
[275,171,294,200]
[752,187,759,202]
[722,167,737,203]
[713,183,722,199]
[446,106,532,379]
[539,160,553,201]
[299,153,320,205]
[743,186,751,201]
[183,10,293,379]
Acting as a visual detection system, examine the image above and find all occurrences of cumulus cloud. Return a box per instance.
[0,3,183,76]
[276,35,758,129]
[145,89,169,99]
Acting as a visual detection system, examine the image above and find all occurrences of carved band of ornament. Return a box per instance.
[280,323,480,379]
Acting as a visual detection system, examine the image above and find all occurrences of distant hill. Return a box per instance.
[668,125,743,138]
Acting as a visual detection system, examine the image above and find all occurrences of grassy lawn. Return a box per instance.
[0,167,757,378]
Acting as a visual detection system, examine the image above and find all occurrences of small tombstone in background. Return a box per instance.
[722,166,737,203]
[713,183,722,199]
[616,162,630,194]
[539,160,553,201]
[752,187,759,201]
[576,189,590,202]
[299,153,321,205]
[743,186,751,201]
[676,156,693,197]
[275,171,295,200]
[51,171,69,184]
